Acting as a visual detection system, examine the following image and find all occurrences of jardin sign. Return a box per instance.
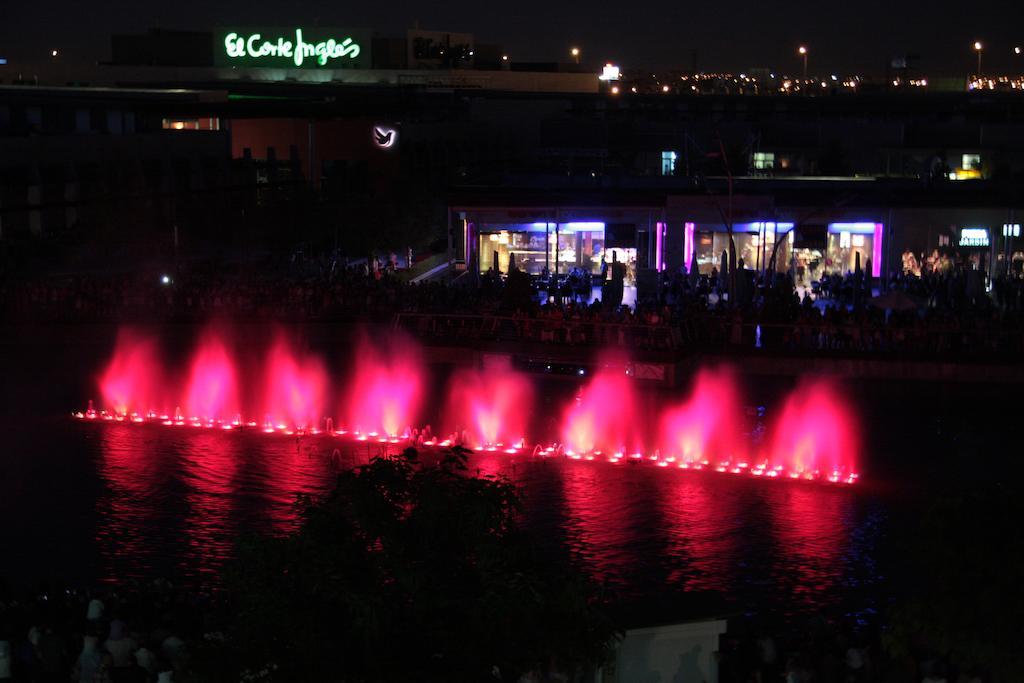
[216,27,369,68]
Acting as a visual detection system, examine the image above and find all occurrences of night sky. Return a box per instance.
[2,0,1022,76]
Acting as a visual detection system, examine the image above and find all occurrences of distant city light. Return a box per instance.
[798,46,807,55]
[50,49,58,57]
[599,63,621,81]
[1016,47,1022,55]
[0,58,6,65]
[502,54,508,61]
[974,41,983,51]
[610,85,620,94]
[662,84,670,92]
[160,275,172,285]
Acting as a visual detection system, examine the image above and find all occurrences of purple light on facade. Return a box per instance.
[684,222,696,271]
[872,223,883,278]
[655,221,665,272]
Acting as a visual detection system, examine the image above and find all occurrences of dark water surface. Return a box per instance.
[0,323,1008,619]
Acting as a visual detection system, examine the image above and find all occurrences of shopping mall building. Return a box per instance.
[451,178,1022,286]
[1,24,1022,278]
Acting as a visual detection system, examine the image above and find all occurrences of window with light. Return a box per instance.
[661,151,677,176]
[753,152,775,170]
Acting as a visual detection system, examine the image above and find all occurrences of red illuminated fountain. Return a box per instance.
[184,332,239,423]
[261,337,327,432]
[444,368,533,448]
[99,330,164,419]
[346,334,423,438]
[767,379,860,484]
[561,359,642,460]
[78,329,860,485]
[658,367,747,470]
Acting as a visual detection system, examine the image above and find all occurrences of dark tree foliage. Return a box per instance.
[883,485,1024,681]
[205,447,618,681]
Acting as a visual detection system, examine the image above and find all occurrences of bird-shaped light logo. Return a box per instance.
[373,126,396,148]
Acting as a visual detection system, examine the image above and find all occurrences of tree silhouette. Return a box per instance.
[205,447,618,681]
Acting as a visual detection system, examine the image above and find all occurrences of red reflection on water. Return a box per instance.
[559,461,638,587]
[445,369,533,446]
[769,379,860,476]
[769,486,847,601]
[347,334,422,436]
[184,332,239,421]
[262,338,327,430]
[561,361,640,454]
[469,452,507,480]
[99,330,163,415]
[179,431,240,576]
[659,367,746,464]
[257,435,342,534]
[95,424,175,582]
[660,476,739,591]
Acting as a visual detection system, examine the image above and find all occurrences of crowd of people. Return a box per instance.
[0,579,206,682]
[3,248,1023,359]
[718,615,983,683]
[0,580,984,682]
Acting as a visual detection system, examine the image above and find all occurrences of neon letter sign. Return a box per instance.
[223,29,361,66]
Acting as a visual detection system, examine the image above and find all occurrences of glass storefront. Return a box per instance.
[477,222,635,282]
[479,229,549,274]
[692,223,794,274]
[826,232,874,275]
[685,221,882,280]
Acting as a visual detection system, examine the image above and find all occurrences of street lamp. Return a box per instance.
[571,47,580,65]
[798,46,808,81]
[974,41,983,76]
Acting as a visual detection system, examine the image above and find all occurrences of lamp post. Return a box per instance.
[798,46,808,81]
[571,47,580,65]
[974,41,983,76]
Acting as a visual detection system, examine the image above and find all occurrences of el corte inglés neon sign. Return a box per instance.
[224,29,361,66]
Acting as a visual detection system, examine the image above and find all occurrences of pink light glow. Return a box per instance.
[99,330,163,415]
[347,334,423,437]
[872,223,884,278]
[769,378,859,477]
[445,369,533,446]
[561,358,640,454]
[659,367,746,464]
[655,221,665,272]
[184,332,239,422]
[684,221,696,272]
[262,338,327,430]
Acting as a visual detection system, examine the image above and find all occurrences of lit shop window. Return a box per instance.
[162,118,221,131]
[753,152,775,170]
[661,151,677,175]
[962,153,981,170]
[1003,224,1021,237]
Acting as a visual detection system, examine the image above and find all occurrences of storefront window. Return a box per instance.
[479,230,549,275]
[478,223,611,276]
[692,224,793,274]
[826,233,874,274]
